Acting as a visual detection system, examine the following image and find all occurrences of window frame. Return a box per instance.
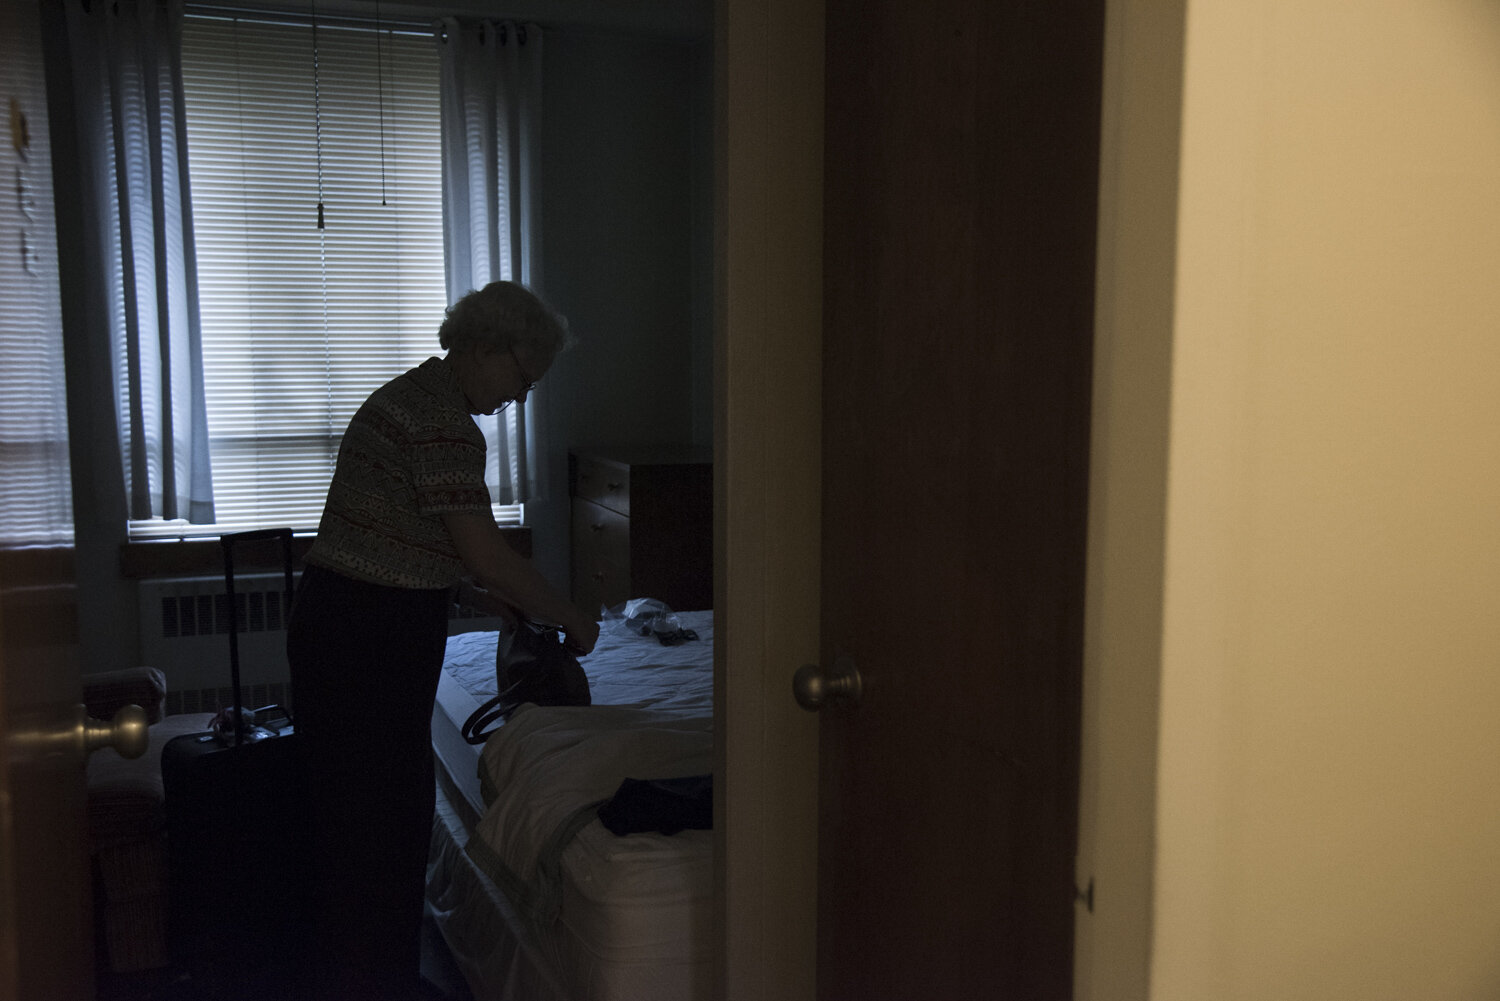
[127,9,520,541]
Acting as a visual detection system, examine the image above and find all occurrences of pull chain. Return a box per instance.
[375,0,388,206]
[311,0,325,228]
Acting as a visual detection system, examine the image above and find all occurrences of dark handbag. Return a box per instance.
[460,619,591,744]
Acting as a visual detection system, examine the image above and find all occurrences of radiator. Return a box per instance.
[138,573,295,716]
[137,574,509,716]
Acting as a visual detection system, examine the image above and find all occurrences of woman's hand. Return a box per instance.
[445,511,602,656]
[562,616,600,656]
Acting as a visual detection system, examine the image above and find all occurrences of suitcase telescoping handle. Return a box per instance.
[220,528,296,747]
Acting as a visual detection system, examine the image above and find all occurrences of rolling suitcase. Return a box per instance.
[161,528,307,994]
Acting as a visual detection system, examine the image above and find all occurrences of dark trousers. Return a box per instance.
[287,565,450,1001]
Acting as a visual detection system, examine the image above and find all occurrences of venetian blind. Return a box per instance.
[133,14,516,537]
[0,28,74,547]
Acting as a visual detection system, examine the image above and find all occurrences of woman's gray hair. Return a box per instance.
[438,281,570,362]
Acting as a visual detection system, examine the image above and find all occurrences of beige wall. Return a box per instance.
[1082,1,1500,998]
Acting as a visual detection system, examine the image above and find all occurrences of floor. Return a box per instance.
[95,912,475,1001]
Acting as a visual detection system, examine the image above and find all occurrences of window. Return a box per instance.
[129,13,517,538]
[0,50,73,547]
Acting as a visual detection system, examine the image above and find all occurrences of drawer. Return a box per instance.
[571,500,629,612]
[571,500,629,569]
[571,454,631,517]
[573,560,628,617]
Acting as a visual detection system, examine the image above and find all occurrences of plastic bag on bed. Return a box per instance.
[602,598,700,646]
[460,620,591,744]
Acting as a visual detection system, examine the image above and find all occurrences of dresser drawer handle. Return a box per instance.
[590,523,606,532]
[606,481,623,491]
[591,571,607,581]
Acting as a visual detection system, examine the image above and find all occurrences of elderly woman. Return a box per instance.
[287,280,598,1000]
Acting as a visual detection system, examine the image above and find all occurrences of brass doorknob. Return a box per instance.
[793,656,862,712]
[76,703,149,760]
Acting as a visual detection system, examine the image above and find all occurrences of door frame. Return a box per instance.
[712,3,1163,999]
[712,0,825,998]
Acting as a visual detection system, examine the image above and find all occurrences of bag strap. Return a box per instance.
[460,621,574,744]
[460,673,534,745]
[460,694,511,745]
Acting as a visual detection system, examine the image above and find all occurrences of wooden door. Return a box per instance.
[816,2,1105,997]
[0,551,88,1001]
[0,2,92,998]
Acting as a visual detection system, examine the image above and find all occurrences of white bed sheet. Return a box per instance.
[427,609,714,1001]
[443,610,714,713]
[433,610,713,820]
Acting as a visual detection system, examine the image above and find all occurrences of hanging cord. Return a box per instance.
[378,15,404,326]
[309,0,333,436]
[375,0,388,205]
[231,17,251,263]
[311,0,326,228]
[231,17,256,395]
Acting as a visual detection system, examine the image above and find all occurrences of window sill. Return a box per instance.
[118,527,534,579]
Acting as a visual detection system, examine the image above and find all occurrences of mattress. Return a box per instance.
[428,609,714,1001]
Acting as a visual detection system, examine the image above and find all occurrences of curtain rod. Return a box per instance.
[183,2,437,36]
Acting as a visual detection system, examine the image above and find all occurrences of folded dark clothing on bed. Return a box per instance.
[597,774,713,836]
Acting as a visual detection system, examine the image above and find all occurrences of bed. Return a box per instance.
[426,607,715,1001]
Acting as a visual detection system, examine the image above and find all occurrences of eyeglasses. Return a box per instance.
[508,343,538,396]
[488,344,538,416]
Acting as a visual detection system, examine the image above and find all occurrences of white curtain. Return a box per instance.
[435,18,548,504]
[63,0,214,523]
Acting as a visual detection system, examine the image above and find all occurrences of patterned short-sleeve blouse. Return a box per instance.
[304,357,493,589]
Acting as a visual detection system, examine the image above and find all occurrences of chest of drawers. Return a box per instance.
[569,447,712,615]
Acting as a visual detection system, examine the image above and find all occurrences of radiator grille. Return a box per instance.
[137,573,296,700]
[159,587,290,639]
[165,681,293,717]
